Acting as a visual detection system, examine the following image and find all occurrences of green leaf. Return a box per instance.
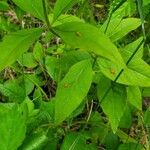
[97,76,127,133]
[20,97,34,121]
[97,38,150,87]
[41,100,55,123]
[19,132,48,150]
[45,51,91,81]
[33,88,42,102]
[104,132,119,150]
[0,79,26,103]
[19,75,35,96]
[92,126,109,143]
[45,56,60,81]
[119,106,132,128]
[22,97,35,116]
[142,87,150,96]
[116,130,137,144]
[144,107,150,126]
[33,42,44,62]
[59,51,91,74]
[101,18,141,42]
[109,0,126,15]
[110,1,136,19]
[0,75,35,103]
[49,14,83,27]
[0,103,26,150]
[143,0,150,6]
[54,22,125,67]
[127,86,142,110]
[118,143,143,150]
[61,133,97,150]
[0,1,9,11]
[53,0,79,22]
[55,60,93,125]
[0,28,43,71]
[120,37,144,59]
[98,57,150,87]
[12,0,45,21]
[18,52,37,68]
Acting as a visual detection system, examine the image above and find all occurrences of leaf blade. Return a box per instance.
[0,103,26,150]
[0,28,43,71]
[97,76,127,133]
[55,60,93,125]
[12,0,45,21]
[54,21,125,67]
[101,18,141,42]
[53,0,79,22]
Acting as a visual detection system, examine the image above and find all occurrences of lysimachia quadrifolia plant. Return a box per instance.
[0,0,149,149]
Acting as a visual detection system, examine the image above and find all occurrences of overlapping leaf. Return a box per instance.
[55,60,93,125]
[127,86,142,110]
[61,133,97,150]
[0,28,43,71]
[98,38,150,87]
[53,0,79,22]
[101,18,141,42]
[19,132,48,150]
[0,103,26,150]
[98,58,150,87]
[97,76,127,133]
[12,0,45,21]
[54,21,125,68]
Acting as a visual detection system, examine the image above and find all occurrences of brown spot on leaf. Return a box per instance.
[75,32,82,37]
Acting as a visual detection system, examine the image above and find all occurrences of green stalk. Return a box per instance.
[42,0,59,36]
[99,0,145,104]
[136,1,149,149]
[136,0,146,40]
[100,39,144,104]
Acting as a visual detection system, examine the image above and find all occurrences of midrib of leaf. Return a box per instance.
[70,68,84,87]
[69,135,81,150]
[55,25,125,67]
[129,66,150,79]
[57,64,86,106]
[99,38,144,104]
[106,19,122,35]
[110,19,140,39]
[59,68,85,109]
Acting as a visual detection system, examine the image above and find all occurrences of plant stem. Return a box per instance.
[136,1,149,149]
[42,0,59,36]
[100,38,144,104]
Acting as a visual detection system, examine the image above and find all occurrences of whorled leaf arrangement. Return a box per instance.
[0,0,149,149]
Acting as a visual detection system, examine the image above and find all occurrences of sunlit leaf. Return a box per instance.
[0,103,26,150]
[0,28,43,71]
[55,60,93,125]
